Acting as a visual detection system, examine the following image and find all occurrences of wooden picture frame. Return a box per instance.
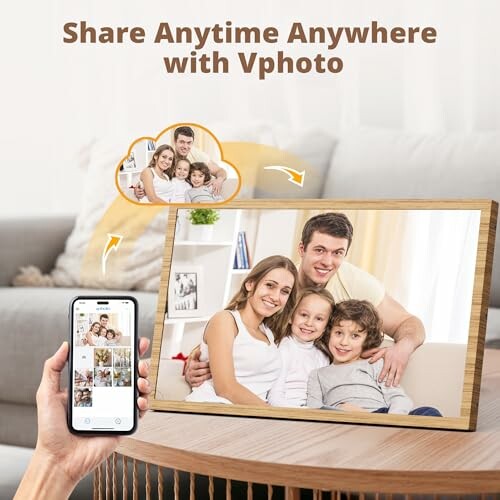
[150,200,497,431]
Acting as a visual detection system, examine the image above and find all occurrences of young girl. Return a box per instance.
[184,162,223,203]
[94,326,108,347]
[140,144,175,203]
[105,329,121,346]
[185,255,298,406]
[167,158,192,202]
[307,300,442,416]
[268,288,335,407]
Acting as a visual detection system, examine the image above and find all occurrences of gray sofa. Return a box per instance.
[2,128,499,448]
[0,217,158,447]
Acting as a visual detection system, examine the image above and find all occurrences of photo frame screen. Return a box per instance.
[151,201,497,431]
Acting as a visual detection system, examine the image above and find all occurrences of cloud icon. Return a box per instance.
[116,123,241,206]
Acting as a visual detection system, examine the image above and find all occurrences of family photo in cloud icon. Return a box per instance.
[117,124,240,205]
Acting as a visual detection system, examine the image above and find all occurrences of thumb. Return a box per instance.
[41,342,69,394]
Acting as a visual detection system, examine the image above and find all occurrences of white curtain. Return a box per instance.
[297,209,481,344]
[400,210,480,343]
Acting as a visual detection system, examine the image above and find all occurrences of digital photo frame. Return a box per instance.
[150,200,497,430]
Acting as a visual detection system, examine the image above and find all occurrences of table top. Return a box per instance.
[118,349,500,494]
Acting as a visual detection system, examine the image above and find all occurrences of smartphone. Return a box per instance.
[68,296,138,434]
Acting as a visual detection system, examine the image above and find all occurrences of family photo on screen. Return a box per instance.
[152,200,497,429]
[181,212,444,417]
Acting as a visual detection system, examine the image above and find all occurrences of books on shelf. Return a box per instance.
[233,231,251,270]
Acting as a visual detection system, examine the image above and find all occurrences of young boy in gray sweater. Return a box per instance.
[185,162,223,203]
[307,300,442,416]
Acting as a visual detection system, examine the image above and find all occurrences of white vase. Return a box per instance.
[188,224,214,242]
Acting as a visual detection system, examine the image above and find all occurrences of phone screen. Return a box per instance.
[70,297,137,433]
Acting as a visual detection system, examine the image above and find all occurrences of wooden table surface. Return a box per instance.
[118,349,500,494]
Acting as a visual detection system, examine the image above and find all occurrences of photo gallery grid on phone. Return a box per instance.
[73,310,133,409]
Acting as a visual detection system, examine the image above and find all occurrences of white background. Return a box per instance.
[1,0,499,216]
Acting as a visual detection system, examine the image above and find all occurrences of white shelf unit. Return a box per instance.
[160,208,299,360]
[160,209,242,360]
[118,169,141,196]
[117,140,156,194]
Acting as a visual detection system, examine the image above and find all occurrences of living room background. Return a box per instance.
[2,0,499,217]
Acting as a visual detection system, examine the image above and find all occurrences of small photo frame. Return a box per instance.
[168,266,203,318]
[122,151,137,172]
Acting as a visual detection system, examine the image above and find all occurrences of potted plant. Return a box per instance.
[187,208,220,241]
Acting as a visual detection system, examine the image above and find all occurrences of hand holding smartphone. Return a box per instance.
[69,296,139,434]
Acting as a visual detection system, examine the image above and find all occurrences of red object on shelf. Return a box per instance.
[172,352,189,375]
[172,352,188,362]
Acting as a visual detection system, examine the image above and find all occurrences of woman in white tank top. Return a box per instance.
[139,144,175,203]
[185,255,298,406]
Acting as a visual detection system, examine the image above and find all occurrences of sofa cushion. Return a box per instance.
[48,138,169,292]
[155,359,190,402]
[159,340,466,417]
[323,128,500,307]
[399,342,466,417]
[253,130,337,199]
[0,287,157,406]
[0,217,75,287]
[0,403,37,448]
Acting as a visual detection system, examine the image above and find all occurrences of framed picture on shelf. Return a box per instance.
[122,151,137,171]
[151,200,497,431]
[167,266,203,318]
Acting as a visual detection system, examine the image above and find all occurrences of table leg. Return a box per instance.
[285,486,300,500]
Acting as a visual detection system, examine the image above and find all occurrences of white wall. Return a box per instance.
[2,0,499,217]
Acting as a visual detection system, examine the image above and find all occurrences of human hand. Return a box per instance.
[337,402,369,412]
[184,346,211,387]
[207,176,224,196]
[364,338,413,387]
[133,184,145,200]
[35,338,150,485]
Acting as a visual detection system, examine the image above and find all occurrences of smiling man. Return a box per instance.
[186,212,425,389]
[296,212,425,388]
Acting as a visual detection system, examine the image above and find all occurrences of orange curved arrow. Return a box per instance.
[102,233,123,275]
[264,165,305,187]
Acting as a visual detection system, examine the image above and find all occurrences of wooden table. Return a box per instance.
[115,349,500,497]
